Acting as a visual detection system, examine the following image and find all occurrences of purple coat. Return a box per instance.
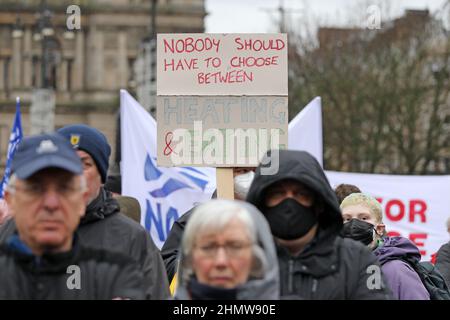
[373,237,430,300]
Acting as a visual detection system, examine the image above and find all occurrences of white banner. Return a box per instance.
[289,97,450,261]
[120,90,216,249]
[288,96,323,167]
[326,171,450,262]
[121,91,450,259]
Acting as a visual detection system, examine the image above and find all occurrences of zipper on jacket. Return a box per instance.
[288,259,294,294]
[311,278,318,298]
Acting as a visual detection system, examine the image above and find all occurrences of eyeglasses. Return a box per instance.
[9,183,83,201]
[195,241,252,258]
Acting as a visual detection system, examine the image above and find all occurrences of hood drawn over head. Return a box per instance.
[246,149,343,236]
[174,200,280,300]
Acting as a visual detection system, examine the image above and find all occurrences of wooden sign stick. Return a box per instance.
[216,168,234,200]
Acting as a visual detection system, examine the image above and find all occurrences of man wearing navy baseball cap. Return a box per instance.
[7,133,86,256]
[0,133,145,299]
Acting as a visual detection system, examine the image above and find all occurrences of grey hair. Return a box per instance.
[180,200,268,284]
[79,175,87,192]
[6,174,17,191]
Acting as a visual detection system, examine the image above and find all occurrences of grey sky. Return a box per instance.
[205,0,448,33]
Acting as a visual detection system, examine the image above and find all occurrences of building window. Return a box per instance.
[32,55,39,87]
[50,64,57,90]
[3,57,10,94]
[128,57,136,87]
[0,124,8,167]
[67,58,73,91]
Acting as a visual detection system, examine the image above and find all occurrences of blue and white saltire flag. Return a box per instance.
[0,97,23,198]
[120,90,216,249]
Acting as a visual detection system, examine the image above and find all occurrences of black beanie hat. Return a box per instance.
[57,124,111,183]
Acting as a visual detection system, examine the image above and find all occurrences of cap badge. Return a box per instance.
[70,134,80,148]
[36,140,58,154]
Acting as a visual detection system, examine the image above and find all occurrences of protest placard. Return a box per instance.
[157,33,288,95]
[156,95,288,166]
[157,33,288,167]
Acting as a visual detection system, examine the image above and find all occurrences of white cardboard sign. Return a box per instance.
[157,33,288,96]
[156,95,288,166]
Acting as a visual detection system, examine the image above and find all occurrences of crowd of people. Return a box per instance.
[0,124,449,300]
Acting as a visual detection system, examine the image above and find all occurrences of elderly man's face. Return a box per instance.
[77,150,102,204]
[192,217,253,289]
[5,168,87,255]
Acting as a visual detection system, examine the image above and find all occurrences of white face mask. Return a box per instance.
[234,171,255,200]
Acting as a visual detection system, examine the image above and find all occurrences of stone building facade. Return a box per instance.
[0,0,205,175]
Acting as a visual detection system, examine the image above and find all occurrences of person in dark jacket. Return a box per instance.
[104,172,141,223]
[0,133,144,299]
[246,149,391,299]
[161,167,255,284]
[435,217,450,288]
[0,125,170,300]
[340,192,429,300]
[58,124,169,299]
[436,241,450,288]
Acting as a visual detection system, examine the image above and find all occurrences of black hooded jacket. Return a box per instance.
[161,191,217,282]
[436,241,450,288]
[0,234,145,299]
[246,150,391,299]
[0,188,170,300]
[161,208,193,282]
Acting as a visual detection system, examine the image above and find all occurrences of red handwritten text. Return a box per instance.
[164,37,221,53]
[230,56,279,68]
[235,37,285,51]
[164,58,199,71]
[197,70,254,84]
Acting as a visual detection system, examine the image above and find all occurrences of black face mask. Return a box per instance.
[264,198,318,240]
[341,219,375,246]
[188,277,238,300]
